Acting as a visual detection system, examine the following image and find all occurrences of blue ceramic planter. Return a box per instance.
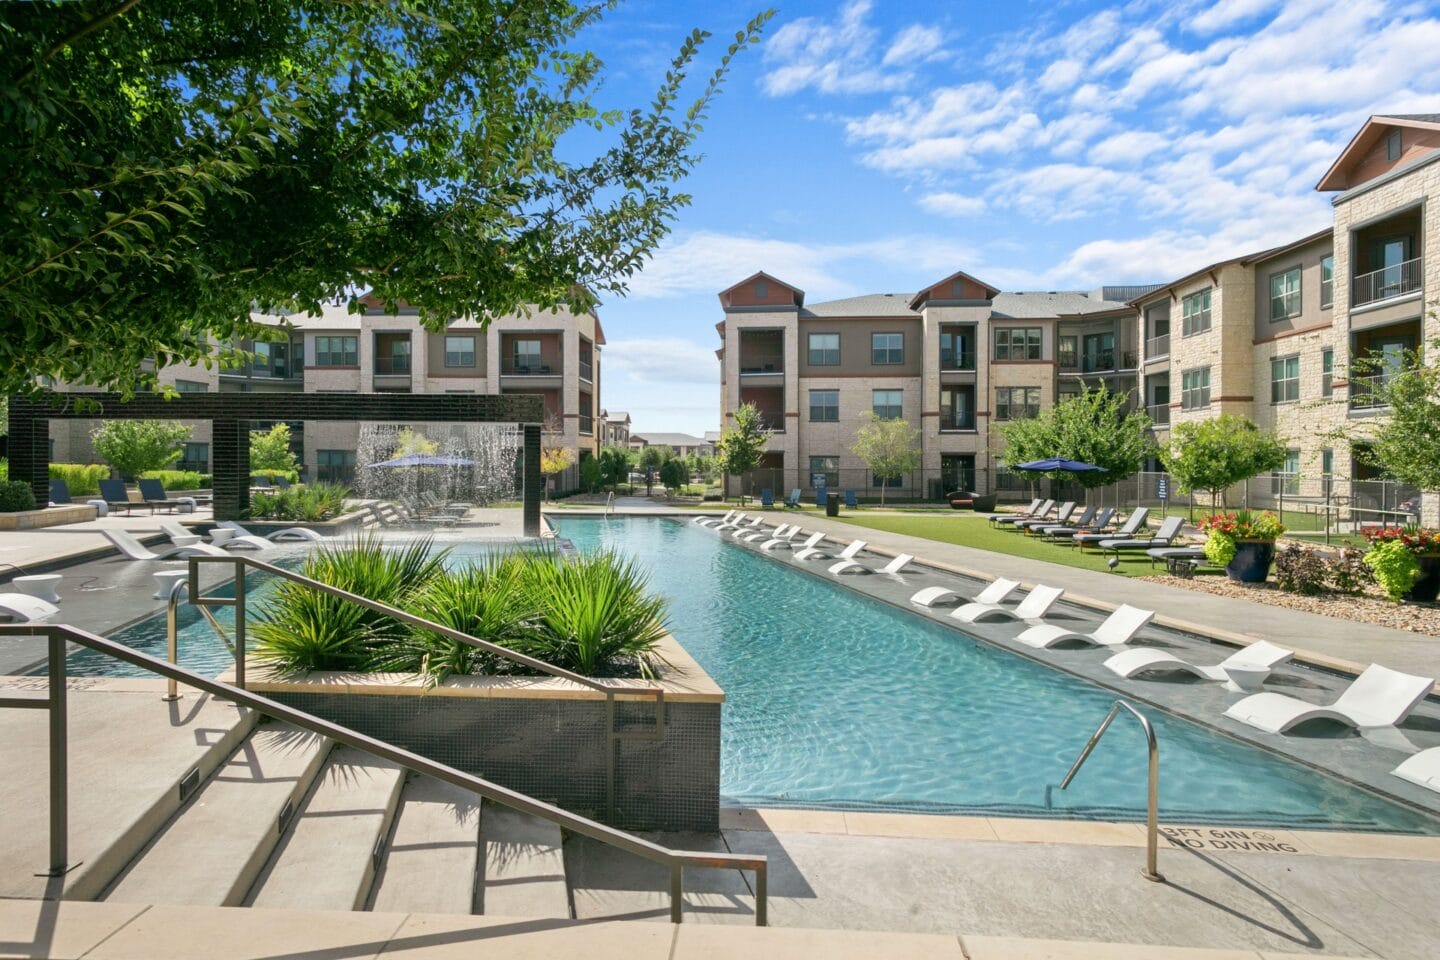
[1225,540,1275,583]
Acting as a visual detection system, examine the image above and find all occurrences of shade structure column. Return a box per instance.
[523,423,541,537]
[211,418,250,521]
[5,399,49,506]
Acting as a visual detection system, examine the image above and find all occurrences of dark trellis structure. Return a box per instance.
[7,393,545,535]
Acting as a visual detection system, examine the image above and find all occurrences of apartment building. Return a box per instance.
[601,411,631,448]
[49,298,604,486]
[715,272,1143,498]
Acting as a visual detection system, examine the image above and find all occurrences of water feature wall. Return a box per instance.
[355,423,523,505]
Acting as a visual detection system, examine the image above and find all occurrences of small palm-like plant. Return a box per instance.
[249,482,352,521]
[522,549,670,677]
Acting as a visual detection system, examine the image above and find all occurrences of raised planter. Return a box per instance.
[238,506,371,536]
[233,633,722,831]
[0,504,97,530]
[1225,540,1276,583]
[1406,554,1440,603]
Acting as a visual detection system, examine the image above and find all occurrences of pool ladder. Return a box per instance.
[1061,699,1164,882]
[605,491,615,516]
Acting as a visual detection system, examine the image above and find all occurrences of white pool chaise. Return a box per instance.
[796,539,866,562]
[218,520,327,543]
[829,552,913,576]
[744,522,793,543]
[1016,604,1155,648]
[1105,639,1294,682]
[713,512,747,531]
[162,521,271,552]
[696,510,736,527]
[1223,664,1436,734]
[766,531,819,552]
[911,578,1019,609]
[729,517,766,537]
[1393,748,1440,794]
[103,529,230,561]
[952,584,1064,624]
[0,593,60,622]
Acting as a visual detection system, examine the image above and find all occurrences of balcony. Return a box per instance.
[1353,257,1422,308]
[940,350,976,372]
[1145,334,1170,361]
[374,356,411,375]
[1146,403,1171,425]
[739,354,784,375]
[1348,372,1397,410]
[579,415,594,435]
[579,359,593,381]
[939,412,976,432]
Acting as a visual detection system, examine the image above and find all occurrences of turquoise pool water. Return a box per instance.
[536,516,1439,832]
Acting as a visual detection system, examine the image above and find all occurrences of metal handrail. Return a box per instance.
[177,554,666,819]
[1060,699,1164,882]
[0,621,766,923]
[605,491,615,516]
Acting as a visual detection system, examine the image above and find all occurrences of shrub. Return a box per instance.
[249,482,351,521]
[48,463,110,496]
[1364,540,1423,602]
[141,469,211,491]
[0,480,37,512]
[1273,544,1328,596]
[1327,547,1372,595]
[91,420,191,478]
[0,458,7,482]
[520,549,668,678]
[251,468,300,483]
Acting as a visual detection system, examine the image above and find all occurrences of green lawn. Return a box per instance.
[822,513,1184,577]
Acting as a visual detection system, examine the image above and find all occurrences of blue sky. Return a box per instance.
[581,0,1440,436]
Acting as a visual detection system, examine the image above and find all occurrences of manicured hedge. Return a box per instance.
[251,468,300,483]
[48,463,110,496]
[140,469,212,490]
[0,481,37,513]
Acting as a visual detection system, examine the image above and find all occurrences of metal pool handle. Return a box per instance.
[1060,698,1164,882]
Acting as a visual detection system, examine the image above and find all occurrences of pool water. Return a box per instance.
[536,516,1439,833]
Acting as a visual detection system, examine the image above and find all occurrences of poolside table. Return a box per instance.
[13,574,62,605]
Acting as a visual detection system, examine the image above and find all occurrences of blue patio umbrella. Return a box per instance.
[366,454,475,468]
[1013,458,1105,473]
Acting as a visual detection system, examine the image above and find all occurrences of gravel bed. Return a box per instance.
[1137,573,1440,636]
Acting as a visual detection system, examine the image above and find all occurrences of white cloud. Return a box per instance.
[883,24,944,66]
[605,339,718,385]
[1037,59,1083,93]
[1089,130,1170,166]
[761,1,943,96]
[1190,0,1285,35]
[919,192,987,217]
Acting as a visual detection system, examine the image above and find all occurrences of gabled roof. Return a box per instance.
[909,269,1000,310]
[800,290,1130,320]
[632,432,710,447]
[1129,227,1331,306]
[717,271,805,309]
[802,293,918,318]
[1317,114,1440,191]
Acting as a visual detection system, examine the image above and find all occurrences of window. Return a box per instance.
[1270,355,1300,403]
[444,335,476,368]
[1322,447,1334,477]
[512,339,541,372]
[316,449,357,484]
[755,280,768,299]
[315,335,357,367]
[808,333,840,366]
[808,455,839,490]
[939,327,973,369]
[178,442,209,473]
[1058,336,1077,369]
[173,379,207,393]
[872,389,903,419]
[994,327,1042,361]
[871,333,903,364]
[1269,267,1301,321]
[1321,348,1334,397]
[1387,129,1402,162]
[1320,255,1334,308]
[809,389,839,422]
[995,386,1040,421]
[939,386,974,430]
[1082,332,1115,372]
[1181,367,1211,409]
[1181,288,1212,336]
[1273,448,1300,496]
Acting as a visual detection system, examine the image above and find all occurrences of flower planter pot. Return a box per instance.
[1405,554,1440,602]
[1225,540,1275,583]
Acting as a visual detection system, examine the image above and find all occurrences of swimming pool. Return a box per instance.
[536,516,1439,833]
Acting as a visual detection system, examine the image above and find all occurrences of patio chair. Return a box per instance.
[987,498,1041,526]
[1392,747,1440,794]
[274,476,292,490]
[102,529,229,561]
[814,488,826,508]
[739,522,789,543]
[1015,604,1155,648]
[829,552,913,576]
[763,530,816,552]
[911,578,1019,609]
[1099,515,1184,556]
[162,521,270,552]
[49,479,72,506]
[137,478,181,514]
[1016,501,1075,534]
[844,489,858,509]
[951,584,1064,624]
[796,538,866,563]
[1223,663,1437,734]
[1045,507,1114,541]
[728,516,765,537]
[99,478,142,516]
[1147,546,1209,572]
[251,475,272,489]
[0,593,60,622]
[695,510,736,527]
[995,500,1054,528]
[1034,504,1095,537]
[714,512,748,531]
[1073,508,1149,550]
[784,488,803,509]
[218,520,327,543]
[760,488,774,508]
[1104,639,1294,682]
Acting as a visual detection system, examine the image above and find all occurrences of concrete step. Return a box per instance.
[0,685,255,900]
[243,745,404,911]
[367,775,481,914]
[101,722,332,906]
[478,800,571,918]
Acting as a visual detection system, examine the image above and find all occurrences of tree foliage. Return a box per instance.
[715,402,771,494]
[1162,414,1289,508]
[850,411,920,506]
[998,387,1153,491]
[597,445,632,488]
[1,2,774,397]
[1349,335,1440,492]
[249,422,298,472]
[539,446,574,500]
[658,457,687,494]
[391,427,438,459]
[579,455,602,493]
[91,419,191,478]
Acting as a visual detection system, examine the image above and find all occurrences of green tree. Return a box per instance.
[1162,414,1289,509]
[391,427,439,459]
[580,456,603,493]
[850,412,921,507]
[638,445,670,495]
[91,420,191,479]
[540,446,574,500]
[597,446,633,489]
[1,3,773,398]
[998,387,1154,496]
[1348,334,1440,493]
[250,423,298,472]
[715,402,772,498]
[659,458,687,496]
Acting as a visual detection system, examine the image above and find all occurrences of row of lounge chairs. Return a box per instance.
[990,499,1189,558]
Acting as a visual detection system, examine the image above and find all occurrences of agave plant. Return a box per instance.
[252,533,449,674]
[249,482,352,521]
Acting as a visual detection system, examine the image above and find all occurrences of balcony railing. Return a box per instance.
[579,415,594,435]
[939,413,976,431]
[1146,334,1170,360]
[373,356,411,375]
[501,358,555,375]
[1146,403,1171,425]
[1348,372,1398,409]
[739,355,784,374]
[1353,257,1422,308]
[579,359,593,381]
[940,351,976,371]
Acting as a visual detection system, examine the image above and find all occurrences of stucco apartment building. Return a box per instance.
[1136,113,1440,519]
[715,272,1146,498]
[50,297,605,486]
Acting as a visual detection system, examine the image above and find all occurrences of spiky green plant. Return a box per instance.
[249,482,351,521]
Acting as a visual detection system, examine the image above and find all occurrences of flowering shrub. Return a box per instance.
[1199,511,1285,567]
[1361,525,1440,555]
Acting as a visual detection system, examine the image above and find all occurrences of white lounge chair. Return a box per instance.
[1393,748,1440,793]
[765,530,818,552]
[829,552,913,576]
[218,520,326,543]
[911,578,1019,609]
[1104,640,1294,683]
[729,516,766,537]
[162,521,271,552]
[952,584,1064,624]
[796,539,866,562]
[695,510,736,527]
[741,522,791,543]
[716,513,751,532]
[1016,604,1155,648]
[103,529,229,561]
[0,593,59,622]
[1223,664,1437,734]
